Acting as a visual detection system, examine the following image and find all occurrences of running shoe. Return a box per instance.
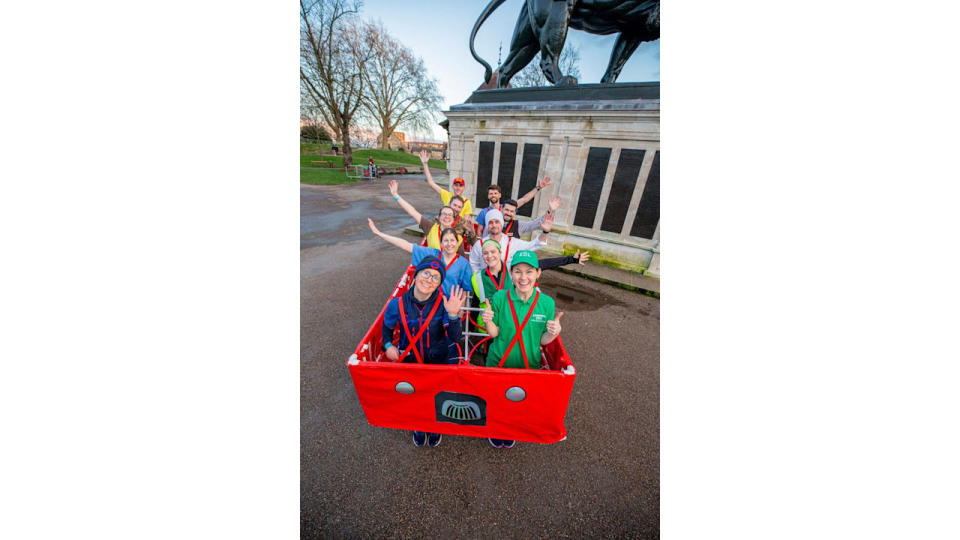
[502,440,515,448]
[428,432,442,447]
[488,437,503,448]
[412,431,426,447]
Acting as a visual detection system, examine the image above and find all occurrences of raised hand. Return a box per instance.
[443,285,467,317]
[548,195,562,213]
[367,218,381,236]
[418,149,430,165]
[546,311,564,336]
[541,212,555,232]
[538,176,552,190]
[482,305,494,324]
[385,346,399,362]
[576,250,590,265]
[388,179,399,197]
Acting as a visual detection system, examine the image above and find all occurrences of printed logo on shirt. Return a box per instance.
[530,314,547,323]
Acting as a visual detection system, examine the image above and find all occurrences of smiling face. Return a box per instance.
[485,217,502,237]
[510,263,541,294]
[438,207,455,228]
[487,188,500,205]
[502,203,517,221]
[450,198,463,215]
[415,268,442,297]
[481,242,502,270]
[440,229,459,256]
[452,181,465,196]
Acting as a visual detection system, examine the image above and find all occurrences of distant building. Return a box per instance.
[407,140,447,160]
[377,131,407,150]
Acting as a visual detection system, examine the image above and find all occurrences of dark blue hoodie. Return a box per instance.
[382,286,463,364]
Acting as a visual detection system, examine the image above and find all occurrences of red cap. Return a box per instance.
[453,177,465,185]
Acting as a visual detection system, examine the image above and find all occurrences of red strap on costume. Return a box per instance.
[435,226,442,247]
[502,237,512,268]
[397,293,442,364]
[497,290,540,368]
[485,266,505,291]
[504,220,514,235]
[443,253,459,271]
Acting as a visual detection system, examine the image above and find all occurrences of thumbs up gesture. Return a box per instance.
[546,311,564,336]
[482,305,494,324]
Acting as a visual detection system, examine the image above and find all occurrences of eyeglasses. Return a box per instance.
[440,213,454,218]
[418,272,441,283]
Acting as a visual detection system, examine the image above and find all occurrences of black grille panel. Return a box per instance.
[434,391,487,426]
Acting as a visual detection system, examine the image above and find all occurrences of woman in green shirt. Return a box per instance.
[481,250,564,449]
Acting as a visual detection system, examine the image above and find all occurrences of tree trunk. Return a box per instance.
[341,129,354,169]
[380,125,391,149]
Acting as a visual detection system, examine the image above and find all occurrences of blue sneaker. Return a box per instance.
[412,431,426,447]
[502,440,515,448]
[488,437,503,448]
[428,432,442,447]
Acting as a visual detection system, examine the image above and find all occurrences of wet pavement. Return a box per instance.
[301,177,660,538]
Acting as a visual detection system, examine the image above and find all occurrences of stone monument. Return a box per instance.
[443,0,660,277]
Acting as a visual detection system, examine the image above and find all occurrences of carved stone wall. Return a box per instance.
[444,89,659,276]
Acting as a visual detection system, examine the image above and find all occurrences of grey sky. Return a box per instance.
[359,0,660,140]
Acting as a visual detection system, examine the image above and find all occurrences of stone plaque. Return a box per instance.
[601,148,646,233]
[497,142,518,201]
[517,143,542,217]
[476,141,495,208]
[573,147,612,228]
[630,150,660,240]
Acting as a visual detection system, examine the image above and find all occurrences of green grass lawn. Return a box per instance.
[300,154,344,168]
[300,167,359,185]
[300,143,446,170]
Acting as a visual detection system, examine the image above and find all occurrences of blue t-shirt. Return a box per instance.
[476,205,500,229]
[411,245,473,297]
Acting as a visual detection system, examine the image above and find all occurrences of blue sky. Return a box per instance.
[359,0,660,140]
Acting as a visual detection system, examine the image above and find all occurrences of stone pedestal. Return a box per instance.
[443,83,660,275]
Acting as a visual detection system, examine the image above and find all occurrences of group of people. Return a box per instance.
[366,150,588,449]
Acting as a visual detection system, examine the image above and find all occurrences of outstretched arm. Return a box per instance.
[531,212,555,245]
[516,176,552,208]
[389,179,423,224]
[518,196,562,235]
[539,250,588,271]
[368,218,414,253]
[419,150,443,197]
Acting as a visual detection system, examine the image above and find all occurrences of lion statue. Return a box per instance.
[470,0,660,88]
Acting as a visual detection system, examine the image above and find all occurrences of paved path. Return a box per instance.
[301,178,660,538]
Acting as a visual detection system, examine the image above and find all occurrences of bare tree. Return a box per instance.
[359,21,443,150]
[300,0,371,168]
[510,44,582,88]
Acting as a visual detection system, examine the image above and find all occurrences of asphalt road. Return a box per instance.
[301,177,660,538]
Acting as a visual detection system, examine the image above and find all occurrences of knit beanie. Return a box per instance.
[414,255,446,283]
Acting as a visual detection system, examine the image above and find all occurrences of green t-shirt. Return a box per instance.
[473,266,513,303]
[485,288,555,369]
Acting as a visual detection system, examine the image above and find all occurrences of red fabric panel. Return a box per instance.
[346,265,577,444]
[348,361,575,444]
